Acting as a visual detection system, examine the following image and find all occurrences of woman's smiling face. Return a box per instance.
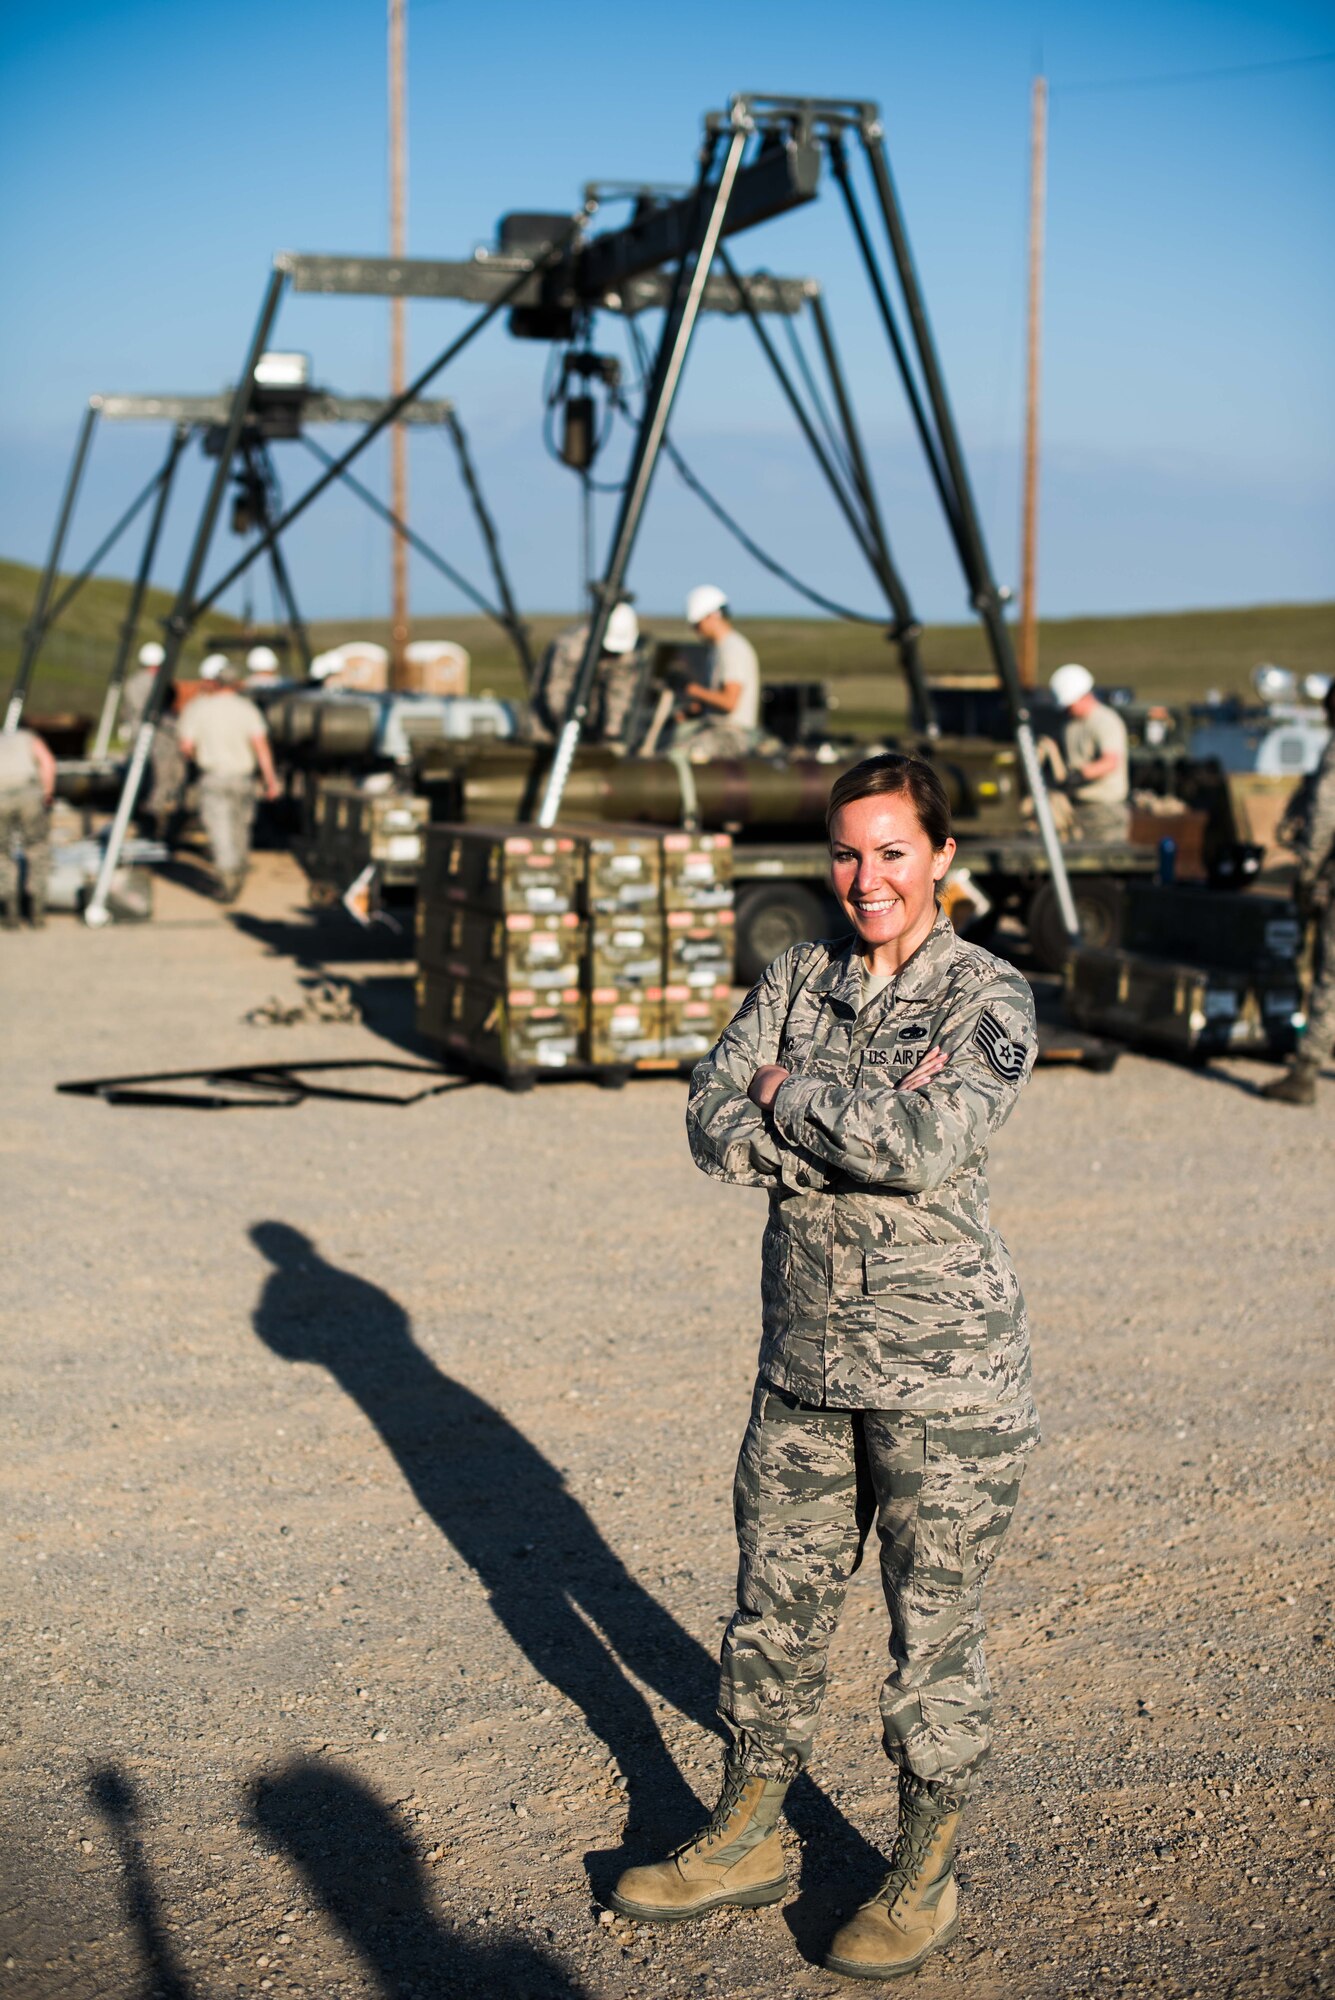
[829,790,955,956]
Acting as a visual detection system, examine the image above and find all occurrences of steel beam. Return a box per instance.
[98,392,456,426]
[5,400,100,732]
[91,424,190,757]
[85,267,289,928]
[280,250,811,318]
[537,123,752,826]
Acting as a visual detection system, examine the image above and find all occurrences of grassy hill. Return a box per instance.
[0,559,240,720]
[2,553,1329,735]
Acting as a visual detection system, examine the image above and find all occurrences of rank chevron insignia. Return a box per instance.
[974,1008,1028,1082]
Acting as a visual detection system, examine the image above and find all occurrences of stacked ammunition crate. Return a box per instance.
[415,822,735,1082]
[660,832,736,1064]
[415,825,586,1076]
[580,826,668,1067]
[304,778,429,892]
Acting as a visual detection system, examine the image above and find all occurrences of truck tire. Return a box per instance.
[1026,876,1122,972]
[734,882,831,986]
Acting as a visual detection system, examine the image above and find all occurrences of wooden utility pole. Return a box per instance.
[1018,73,1047,689]
[388,0,409,684]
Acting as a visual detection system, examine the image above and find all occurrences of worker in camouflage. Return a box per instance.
[609,754,1038,1981]
[1264,680,1335,1106]
[528,602,644,746]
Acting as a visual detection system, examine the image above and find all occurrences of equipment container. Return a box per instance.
[661,984,734,1061]
[416,903,584,991]
[665,908,736,990]
[573,823,664,914]
[1119,883,1303,974]
[420,823,582,914]
[1065,946,1302,1060]
[587,990,665,1065]
[661,831,734,911]
[307,779,429,888]
[415,971,585,1073]
[586,913,666,990]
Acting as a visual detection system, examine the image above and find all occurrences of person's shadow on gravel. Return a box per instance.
[89,1766,196,2000]
[249,1221,882,1953]
[251,1757,586,1998]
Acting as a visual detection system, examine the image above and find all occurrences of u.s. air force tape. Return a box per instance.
[974,1009,1028,1081]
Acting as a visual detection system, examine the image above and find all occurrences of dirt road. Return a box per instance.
[2,853,1331,1999]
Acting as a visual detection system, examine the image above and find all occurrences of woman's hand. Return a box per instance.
[748,1064,790,1110]
[897,1047,946,1093]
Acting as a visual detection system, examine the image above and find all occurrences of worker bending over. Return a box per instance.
[674,585,761,761]
[178,661,280,903]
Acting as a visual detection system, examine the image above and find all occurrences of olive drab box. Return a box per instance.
[661,984,734,1060]
[573,823,664,914]
[415,903,585,991]
[1065,947,1302,1060]
[415,971,585,1071]
[419,823,582,914]
[661,831,734,911]
[587,992,666,1066]
[665,907,736,990]
[306,779,429,889]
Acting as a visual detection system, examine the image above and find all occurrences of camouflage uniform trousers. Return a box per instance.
[198,775,258,888]
[673,716,759,762]
[720,1379,1034,1797]
[1071,798,1130,842]
[0,786,51,913]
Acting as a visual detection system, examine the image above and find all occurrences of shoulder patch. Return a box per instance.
[974,1008,1028,1082]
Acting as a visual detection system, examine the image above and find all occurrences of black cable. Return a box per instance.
[781,309,860,496]
[619,319,885,622]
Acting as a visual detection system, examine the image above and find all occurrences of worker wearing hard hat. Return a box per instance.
[1049,663,1130,842]
[244,644,282,690]
[675,585,761,761]
[120,639,188,845]
[1262,678,1335,1106]
[529,601,645,746]
[0,721,56,928]
[178,660,281,903]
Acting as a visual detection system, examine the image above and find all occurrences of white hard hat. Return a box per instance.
[603,602,639,655]
[200,652,231,681]
[686,583,728,627]
[309,650,342,680]
[246,645,280,672]
[137,641,166,668]
[1050,662,1095,709]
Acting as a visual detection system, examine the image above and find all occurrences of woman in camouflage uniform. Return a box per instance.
[610,754,1039,1980]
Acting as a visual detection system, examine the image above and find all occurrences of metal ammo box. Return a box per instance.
[661,831,734,911]
[1065,885,1304,1061]
[662,985,734,1061]
[416,903,584,991]
[306,779,429,890]
[665,907,736,990]
[419,823,583,914]
[415,972,586,1073]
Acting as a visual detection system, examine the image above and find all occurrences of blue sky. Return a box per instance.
[1,0,1332,629]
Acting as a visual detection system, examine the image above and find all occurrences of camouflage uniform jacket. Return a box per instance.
[1295,735,1335,895]
[687,909,1039,1425]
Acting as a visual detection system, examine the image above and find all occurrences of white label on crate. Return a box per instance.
[1262,990,1300,1016]
[535,1044,571,1066]
[525,887,560,907]
[608,855,643,875]
[681,857,714,879]
[384,834,422,862]
[1264,920,1302,956]
[529,935,562,960]
[1204,989,1238,1019]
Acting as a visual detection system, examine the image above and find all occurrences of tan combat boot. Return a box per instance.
[1261,1058,1318,1106]
[608,1759,789,1923]
[826,1773,963,1980]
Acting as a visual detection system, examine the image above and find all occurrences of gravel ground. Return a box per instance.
[2,850,1332,2000]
